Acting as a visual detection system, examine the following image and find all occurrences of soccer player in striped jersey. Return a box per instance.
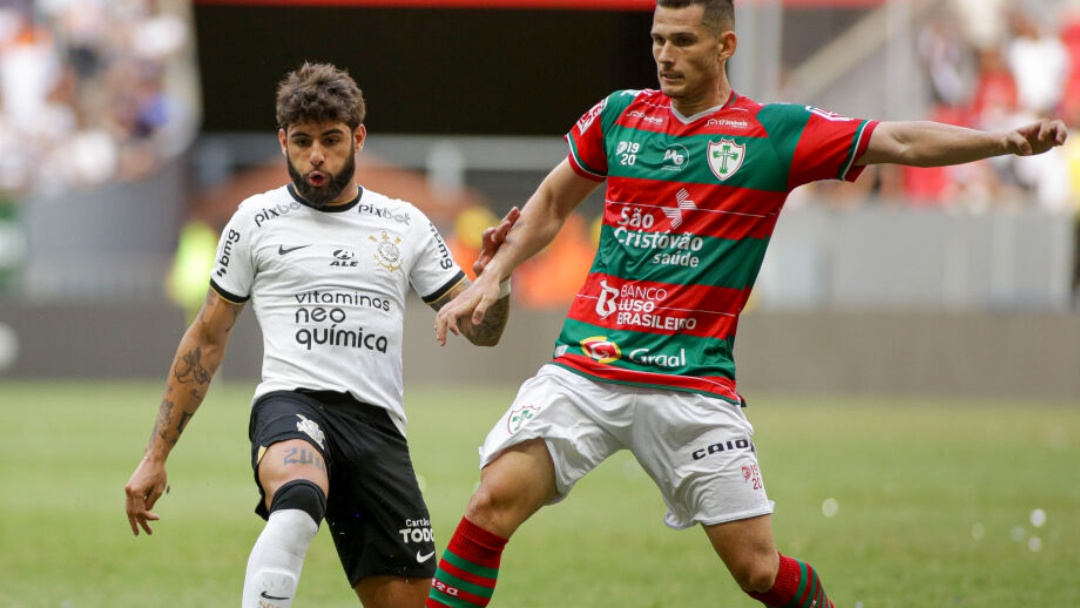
[124,62,510,608]
[426,1,1067,607]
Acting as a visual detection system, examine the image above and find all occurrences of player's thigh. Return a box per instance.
[468,438,558,538]
[354,575,428,608]
[324,402,436,587]
[257,438,330,501]
[249,392,332,510]
[631,390,772,530]
[478,365,626,502]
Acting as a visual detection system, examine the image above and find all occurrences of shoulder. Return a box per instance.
[230,185,304,227]
[576,89,662,136]
[604,88,662,115]
[356,188,431,229]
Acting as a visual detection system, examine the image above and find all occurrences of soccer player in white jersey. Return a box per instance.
[424,1,1067,607]
[124,62,512,608]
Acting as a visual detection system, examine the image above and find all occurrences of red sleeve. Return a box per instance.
[565,97,609,182]
[788,107,879,188]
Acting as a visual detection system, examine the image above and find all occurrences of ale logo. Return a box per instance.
[580,336,622,364]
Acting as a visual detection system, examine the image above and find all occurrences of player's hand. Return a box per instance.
[124,458,168,536]
[473,206,520,277]
[1007,119,1068,156]
[434,276,503,346]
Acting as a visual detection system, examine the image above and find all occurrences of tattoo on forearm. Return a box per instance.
[282,447,326,472]
[461,298,510,345]
[175,347,212,386]
[152,399,196,446]
[153,399,175,443]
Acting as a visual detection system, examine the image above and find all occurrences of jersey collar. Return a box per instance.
[286,183,364,213]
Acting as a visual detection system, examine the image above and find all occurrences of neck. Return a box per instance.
[671,80,732,117]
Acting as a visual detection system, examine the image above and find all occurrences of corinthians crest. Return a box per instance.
[370,231,403,272]
[707,139,745,181]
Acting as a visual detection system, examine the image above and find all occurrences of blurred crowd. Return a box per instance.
[807,1,1080,213]
[0,0,195,201]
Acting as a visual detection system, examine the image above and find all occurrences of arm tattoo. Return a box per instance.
[152,399,196,446]
[460,297,510,346]
[152,399,175,443]
[175,347,212,386]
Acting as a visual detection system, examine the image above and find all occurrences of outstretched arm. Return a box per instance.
[124,289,243,535]
[434,158,600,345]
[858,118,1067,167]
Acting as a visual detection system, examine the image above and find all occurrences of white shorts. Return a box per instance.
[479,364,774,529]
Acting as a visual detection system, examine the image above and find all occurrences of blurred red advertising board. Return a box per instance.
[193,0,885,8]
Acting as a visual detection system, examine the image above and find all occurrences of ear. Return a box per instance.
[278,128,288,155]
[354,124,367,152]
[718,29,737,62]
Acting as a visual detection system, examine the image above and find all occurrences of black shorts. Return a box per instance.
[249,390,436,585]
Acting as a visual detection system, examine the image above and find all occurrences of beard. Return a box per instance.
[287,153,356,209]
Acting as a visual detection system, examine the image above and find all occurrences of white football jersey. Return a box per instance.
[210,184,465,433]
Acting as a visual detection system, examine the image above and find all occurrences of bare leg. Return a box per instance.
[355,575,429,608]
[425,438,558,607]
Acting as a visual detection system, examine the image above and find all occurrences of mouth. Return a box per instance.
[659,71,682,84]
[307,172,328,187]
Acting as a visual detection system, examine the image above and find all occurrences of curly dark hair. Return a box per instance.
[275,62,366,131]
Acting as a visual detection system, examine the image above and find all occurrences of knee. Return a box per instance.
[729,553,779,594]
[271,479,327,525]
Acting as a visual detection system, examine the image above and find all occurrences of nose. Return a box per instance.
[655,42,674,65]
[309,144,326,166]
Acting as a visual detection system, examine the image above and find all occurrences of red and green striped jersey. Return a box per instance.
[552,88,878,404]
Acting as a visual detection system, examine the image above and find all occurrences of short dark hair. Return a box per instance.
[275,62,366,131]
[656,0,734,34]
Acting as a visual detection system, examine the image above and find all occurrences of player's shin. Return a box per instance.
[746,553,835,608]
[242,480,326,608]
[426,517,508,608]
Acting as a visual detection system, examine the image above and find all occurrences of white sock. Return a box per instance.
[241,509,319,608]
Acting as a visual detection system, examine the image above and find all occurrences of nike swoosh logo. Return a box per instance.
[260,591,291,601]
[416,550,436,563]
[278,244,311,255]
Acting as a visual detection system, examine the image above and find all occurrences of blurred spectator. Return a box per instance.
[948,0,1010,51]
[1005,8,1070,119]
[166,217,218,323]
[916,12,973,108]
[970,47,1018,131]
[0,0,196,199]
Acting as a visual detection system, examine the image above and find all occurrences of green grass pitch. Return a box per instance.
[0,380,1076,607]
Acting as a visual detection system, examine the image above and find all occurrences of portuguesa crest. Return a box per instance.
[707,139,745,181]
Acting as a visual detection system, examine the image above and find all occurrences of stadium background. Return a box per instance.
[0,0,1076,400]
[0,2,1077,607]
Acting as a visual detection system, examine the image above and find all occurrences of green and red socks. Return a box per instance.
[426,518,508,608]
[747,553,835,608]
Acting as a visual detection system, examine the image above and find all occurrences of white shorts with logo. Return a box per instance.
[479,364,774,529]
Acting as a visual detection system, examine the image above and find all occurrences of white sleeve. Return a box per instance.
[408,210,465,304]
[208,209,255,303]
